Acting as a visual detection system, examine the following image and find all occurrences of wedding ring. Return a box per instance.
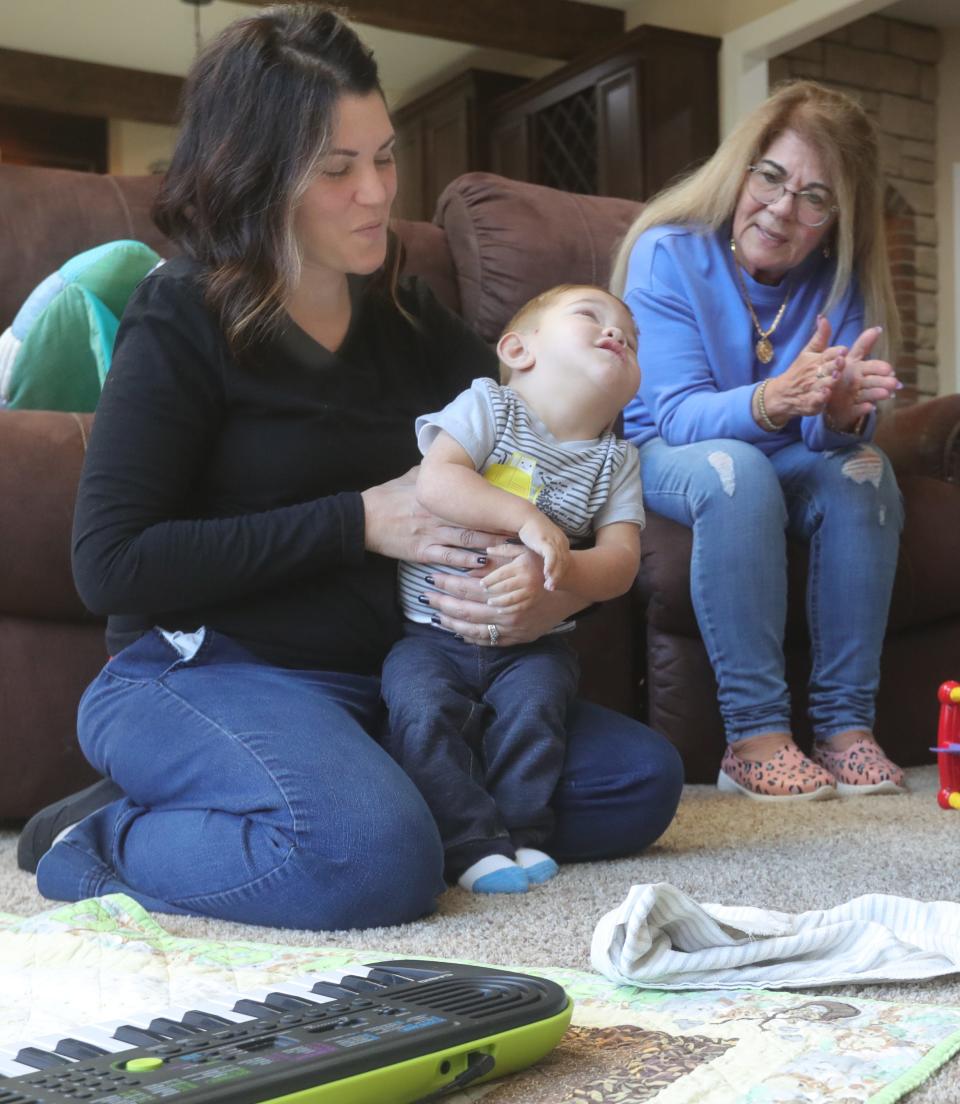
[487,623,500,646]
[815,369,826,379]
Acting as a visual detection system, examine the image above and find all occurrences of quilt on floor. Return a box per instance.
[1,893,959,1104]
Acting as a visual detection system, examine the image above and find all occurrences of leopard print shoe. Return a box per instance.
[717,741,838,802]
[811,737,906,796]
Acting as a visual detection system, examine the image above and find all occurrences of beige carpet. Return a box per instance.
[2,764,959,1101]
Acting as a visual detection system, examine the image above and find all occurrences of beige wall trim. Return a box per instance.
[720,0,889,134]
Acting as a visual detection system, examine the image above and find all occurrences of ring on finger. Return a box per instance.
[487,623,500,646]
[815,369,826,379]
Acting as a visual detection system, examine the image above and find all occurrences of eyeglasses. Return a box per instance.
[745,165,838,228]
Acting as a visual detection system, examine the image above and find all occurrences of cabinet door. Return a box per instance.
[489,117,531,182]
[597,67,642,201]
[393,118,425,221]
[422,97,474,220]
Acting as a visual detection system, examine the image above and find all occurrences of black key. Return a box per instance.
[14,1047,73,1070]
[112,1025,170,1047]
[332,974,388,994]
[232,1000,283,1019]
[54,1039,109,1061]
[181,1010,236,1032]
[262,993,327,1013]
[308,982,356,1000]
[149,1018,205,1039]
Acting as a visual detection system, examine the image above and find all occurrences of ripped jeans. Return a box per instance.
[638,437,904,743]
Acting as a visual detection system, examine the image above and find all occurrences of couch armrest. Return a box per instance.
[874,394,960,483]
[0,409,96,620]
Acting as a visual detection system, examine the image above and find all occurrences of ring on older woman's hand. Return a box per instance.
[487,623,500,646]
[815,368,826,379]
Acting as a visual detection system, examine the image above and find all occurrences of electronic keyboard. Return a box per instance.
[0,958,572,1103]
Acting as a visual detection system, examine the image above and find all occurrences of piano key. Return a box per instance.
[148,1017,206,1039]
[180,1009,240,1032]
[14,1046,73,1071]
[324,974,386,994]
[260,992,328,1014]
[54,1038,110,1061]
[112,1024,171,1047]
[0,1053,39,1078]
[232,999,283,1019]
[308,981,359,1000]
[52,1026,134,1054]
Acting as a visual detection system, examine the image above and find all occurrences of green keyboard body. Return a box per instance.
[0,959,572,1103]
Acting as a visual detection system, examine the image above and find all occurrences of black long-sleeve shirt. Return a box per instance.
[72,256,497,673]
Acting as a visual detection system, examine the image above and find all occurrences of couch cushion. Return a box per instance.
[435,172,642,343]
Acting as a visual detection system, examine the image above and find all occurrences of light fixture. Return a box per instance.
[181,0,215,55]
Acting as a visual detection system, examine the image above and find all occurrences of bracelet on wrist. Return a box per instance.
[823,410,868,436]
[755,379,785,433]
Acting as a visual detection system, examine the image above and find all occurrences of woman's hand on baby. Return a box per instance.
[361,468,503,568]
[514,515,570,591]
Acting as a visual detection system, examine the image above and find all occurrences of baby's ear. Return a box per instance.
[497,330,536,372]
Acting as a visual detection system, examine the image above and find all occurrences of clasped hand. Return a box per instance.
[762,315,900,430]
[362,468,577,645]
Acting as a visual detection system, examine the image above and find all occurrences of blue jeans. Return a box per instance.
[638,437,904,743]
[37,628,683,930]
[381,623,579,878]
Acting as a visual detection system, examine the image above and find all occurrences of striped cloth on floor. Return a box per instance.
[591,882,960,989]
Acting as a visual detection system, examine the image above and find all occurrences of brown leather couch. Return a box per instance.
[1,165,958,821]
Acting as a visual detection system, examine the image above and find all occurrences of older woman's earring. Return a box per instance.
[823,242,831,259]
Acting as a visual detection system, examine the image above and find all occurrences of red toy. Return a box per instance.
[934,680,960,809]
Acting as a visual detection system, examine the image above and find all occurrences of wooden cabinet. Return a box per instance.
[392,70,529,222]
[489,25,719,202]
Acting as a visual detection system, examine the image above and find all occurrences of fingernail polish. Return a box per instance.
[896,381,904,389]
[424,574,436,584]
[417,595,430,605]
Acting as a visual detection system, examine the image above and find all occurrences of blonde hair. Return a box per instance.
[499,283,634,383]
[609,80,899,358]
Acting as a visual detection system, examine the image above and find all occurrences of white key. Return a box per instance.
[53,1026,133,1054]
[0,1049,43,1078]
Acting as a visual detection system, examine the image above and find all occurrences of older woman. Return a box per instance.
[611,80,905,801]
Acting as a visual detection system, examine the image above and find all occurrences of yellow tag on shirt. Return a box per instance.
[484,451,541,502]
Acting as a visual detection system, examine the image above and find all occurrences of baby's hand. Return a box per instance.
[517,515,570,591]
[480,550,544,610]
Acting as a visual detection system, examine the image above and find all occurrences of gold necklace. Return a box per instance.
[729,238,790,365]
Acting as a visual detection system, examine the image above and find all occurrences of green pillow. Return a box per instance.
[0,240,162,413]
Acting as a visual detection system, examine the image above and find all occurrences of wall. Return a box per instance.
[108,120,176,176]
[937,27,960,395]
[770,14,941,401]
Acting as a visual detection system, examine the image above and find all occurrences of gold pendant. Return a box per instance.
[755,337,774,364]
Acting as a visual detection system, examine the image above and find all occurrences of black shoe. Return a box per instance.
[17,777,124,874]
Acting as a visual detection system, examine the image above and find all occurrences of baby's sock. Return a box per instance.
[457,854,529,894]
[515,847,559,885]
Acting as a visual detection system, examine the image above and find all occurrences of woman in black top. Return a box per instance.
[19,4,683,930]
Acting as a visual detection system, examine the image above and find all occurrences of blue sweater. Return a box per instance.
[621,224,874,454]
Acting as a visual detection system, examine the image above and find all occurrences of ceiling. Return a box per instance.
[0,0,953,119]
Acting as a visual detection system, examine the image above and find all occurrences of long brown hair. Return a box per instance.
[154,4,400,352]
[610,80,899,358]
